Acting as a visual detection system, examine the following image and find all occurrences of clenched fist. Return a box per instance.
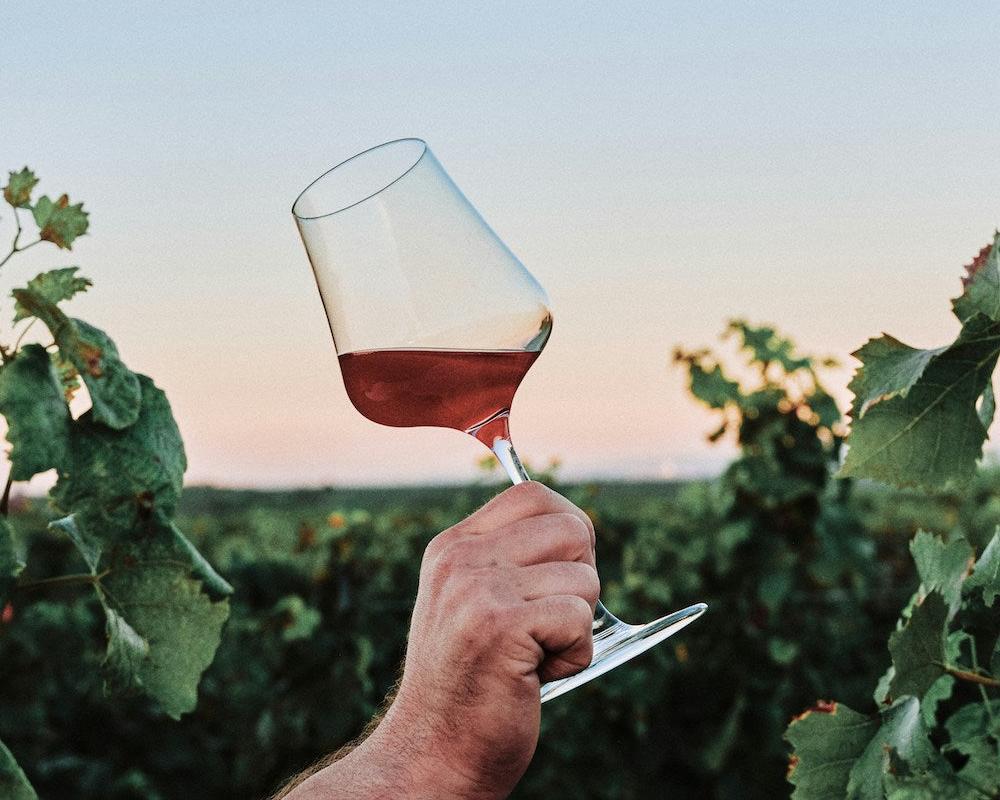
[281,482,599,799]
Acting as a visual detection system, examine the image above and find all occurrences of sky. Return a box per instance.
[2,2,1000,487]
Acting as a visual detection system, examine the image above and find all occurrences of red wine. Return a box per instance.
[338,348,539,444]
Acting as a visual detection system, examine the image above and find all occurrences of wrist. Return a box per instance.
[365,695,507,800]
[286,697,506,800]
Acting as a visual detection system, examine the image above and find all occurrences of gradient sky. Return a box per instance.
[3,2,1000,486]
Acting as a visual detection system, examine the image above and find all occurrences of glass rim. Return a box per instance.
[291,137,429,221]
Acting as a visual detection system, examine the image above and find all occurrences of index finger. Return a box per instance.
[464,482,595,547]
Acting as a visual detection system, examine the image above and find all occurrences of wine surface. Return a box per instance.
[338,348,539,436]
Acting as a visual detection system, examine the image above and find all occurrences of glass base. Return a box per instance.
[539,602,707,703]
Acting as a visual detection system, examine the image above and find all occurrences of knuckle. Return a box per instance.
[458,596,512,642]
[580,565,601,604]
[572,637,594,670]
[507,480,554,511]
[556,514,593,558]
[568,594,594,626]
[422,530,449,562]
[424,537,476,587]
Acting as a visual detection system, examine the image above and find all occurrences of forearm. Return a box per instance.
[276,700,502,800]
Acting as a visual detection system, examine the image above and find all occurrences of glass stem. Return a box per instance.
[487,425,623,639]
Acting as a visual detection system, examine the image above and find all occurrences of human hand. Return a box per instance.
[282,481,598,800]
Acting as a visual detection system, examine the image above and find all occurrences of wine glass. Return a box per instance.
[292,138,706,702]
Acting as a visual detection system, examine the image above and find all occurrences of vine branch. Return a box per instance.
[943,664,1000,688]
[0,207,41,269]
[16,569,109,592]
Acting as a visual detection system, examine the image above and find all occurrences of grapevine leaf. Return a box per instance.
[882,750,970,800]
[48,515,101,574]
[918,675,954,728]
[101,534,229,719]
[168,521,233,599]
[3,168,38,209]
[12,267,91,323]
[11,288,140,429]
[909,531,974,618]
[809,389,842,429]
[0,344,70,480]
[874,664,895,707]
[271,595,322,642]
[52,375,185,541]
[62,319,141,429]
[943,702,1000,795]
[784,701,879,798]
[689,363,741,409]
[965,529,1000,607]
[945,700,1000,743]
[839,315,1000,489]
[0,739,36,800]
[102,605,150,695]
[847,697,933,800]
[847,335,943,419]
[0,518,25,606]
[953,232,1000,323]
[948,738,1000,797]
[888,592,949,701]
[31,193,89,249]
[876,632,963,715]
[49,350,80,403]
[728,320,812,372]
[977,380,996,430]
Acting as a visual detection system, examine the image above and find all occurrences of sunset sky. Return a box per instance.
[4,2,1000,486]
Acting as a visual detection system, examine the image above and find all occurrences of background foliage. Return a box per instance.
[0,169,231,799]
[0,167,997,798]
[784,233,1000,799]
[8,315,999,799]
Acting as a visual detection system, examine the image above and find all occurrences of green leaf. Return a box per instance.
[3,168,38,209]
[919,675,954,728]
[945,700,1000,743]
[688,362,741,409]
[977,379,996,430]
[52,375,185,540]
[874,664,895,707]
[847,697,933,800]
[30,193,89,249]
[50,349,81,403]
[882,750,972,800]
[768,637,800,665]
[953,232,1000,323]
[102,605,150,695]
[100,536,229,719]
[63,319,141,429]
[917,629,964,726]
[168,522,233,599]
[839,315,1000,489]
[847,335,944,419]
[11,288,140,429]
[48,515,101,574]
[12,267,91,323]
[0,344,70,480]
[808,389,842,429]
[785,701,879,798]
[0,739,36,800]
[965,529,1000,608]
[943,702,1000,796]
[888,592,949,701]
[0,518,25,606]
[271,595,322,642]
[909,531,974,618]
[728,319,813,372]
